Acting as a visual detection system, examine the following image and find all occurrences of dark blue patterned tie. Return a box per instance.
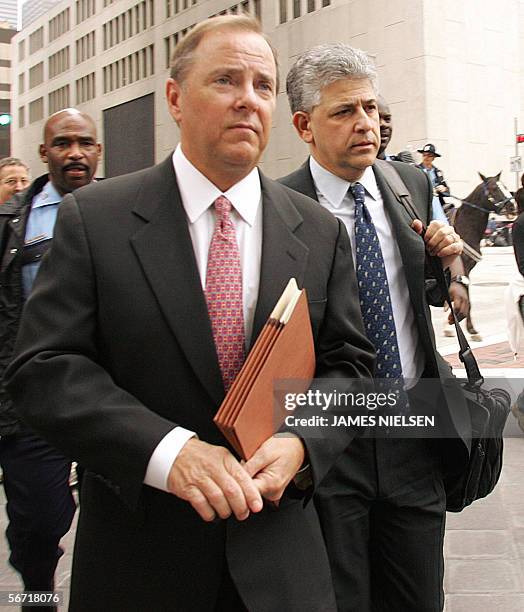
[351,182,408,412]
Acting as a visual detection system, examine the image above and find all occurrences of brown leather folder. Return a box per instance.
[214,278,315,460]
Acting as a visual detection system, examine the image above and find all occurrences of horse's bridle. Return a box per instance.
[448,178,516,215]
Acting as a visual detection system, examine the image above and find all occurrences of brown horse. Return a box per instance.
[449,172,516,340]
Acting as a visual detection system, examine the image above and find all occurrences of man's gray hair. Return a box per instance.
[286,43,378,114]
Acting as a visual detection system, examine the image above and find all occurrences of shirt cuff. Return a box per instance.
[144,427,196,492]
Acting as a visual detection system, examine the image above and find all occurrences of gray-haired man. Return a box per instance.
[280,43,470,612]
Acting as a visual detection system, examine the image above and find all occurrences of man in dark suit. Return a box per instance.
[5,17,374,612]
[0,109,101,605]
[280,43,470,612]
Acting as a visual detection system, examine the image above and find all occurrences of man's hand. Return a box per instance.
[412,219,463,270]
[167,438,263,522]
[446,282,469,323]
[243,435,305,503]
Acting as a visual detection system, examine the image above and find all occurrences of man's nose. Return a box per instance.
[355,108,375,132]
[235,84,259,111]
[68,143,84,158]
[14,181,26,192]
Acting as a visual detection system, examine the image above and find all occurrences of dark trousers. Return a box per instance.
[315,437,446,612]
[0,428,76,592]
[215,562,248,612]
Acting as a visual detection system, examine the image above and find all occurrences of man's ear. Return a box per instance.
[166,78,183,125]
[292,111,314,144]
[39,144,48,164]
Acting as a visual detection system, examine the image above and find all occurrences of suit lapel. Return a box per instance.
[373,164,426,312]
[129,164,311,397]
[284,161,318,201]
[250,175,310,346]
[130,158,224,405]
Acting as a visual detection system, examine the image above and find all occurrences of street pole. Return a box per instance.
[515,117,520,191]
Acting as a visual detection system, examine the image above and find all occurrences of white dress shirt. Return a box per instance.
[309,157,424,386]
[144,146,263,491]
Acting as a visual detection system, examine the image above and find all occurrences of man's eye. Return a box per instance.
[258,81,273,92]
[216,76,232,85]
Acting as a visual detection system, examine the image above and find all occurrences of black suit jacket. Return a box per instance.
[0,174,49,435]
[279,159,471,457]
[6,156,374,611]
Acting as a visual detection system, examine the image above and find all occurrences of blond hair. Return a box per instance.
[169,15,279,90]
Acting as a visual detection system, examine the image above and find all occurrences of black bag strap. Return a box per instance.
[375,160,484,387]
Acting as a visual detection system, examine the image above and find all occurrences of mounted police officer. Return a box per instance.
[416,143,450,198]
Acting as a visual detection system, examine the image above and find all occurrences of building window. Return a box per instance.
[18,73,25,95]
[293,0,301,18]
[103,44,155,93]
[208,1,259,20]
[49,9,70,43]
[322,0,330,6]
[307,0,315,12]
[49,47,70,79]
[76,72,96,104]
[18,106,25,129]
[166,0,184,17]
[29,62,44,89]
[29,27,44,54]
[279,0,287,23]
[18,40,25,61]
[164,32,179,68]
[49,85,70,115]
[29,97,44,123]
[103,1,155,51]
[76,0,96,24]
[76,31,96,65]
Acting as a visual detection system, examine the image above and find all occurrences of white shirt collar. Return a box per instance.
[309,156,380,206]
[172,145,261,226]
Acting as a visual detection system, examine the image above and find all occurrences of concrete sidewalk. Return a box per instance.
[444,436,524,612]
[441,336,524,611]
[443,339,524,370]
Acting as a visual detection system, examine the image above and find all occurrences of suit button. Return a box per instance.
[12,218,19,223]
[10,248,17,254]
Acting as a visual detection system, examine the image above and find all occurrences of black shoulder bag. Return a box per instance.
[376,160,511,512]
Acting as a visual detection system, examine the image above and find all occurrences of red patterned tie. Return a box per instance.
[205,196,245,391]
